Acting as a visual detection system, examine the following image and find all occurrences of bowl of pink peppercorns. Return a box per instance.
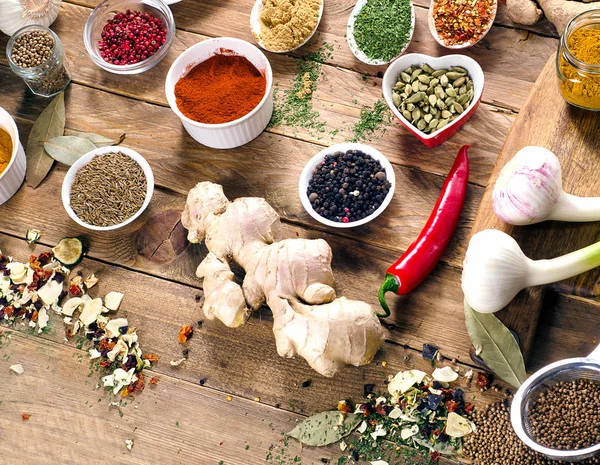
[83,0,175,74]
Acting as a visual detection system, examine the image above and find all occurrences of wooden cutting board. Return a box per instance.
[470,54,600,364]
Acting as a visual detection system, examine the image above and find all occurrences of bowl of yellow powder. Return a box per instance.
[0,107,26,206]
[250,0,324,53]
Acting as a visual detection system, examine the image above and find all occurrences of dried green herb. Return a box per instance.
[349,100,391,142]
[70,152,147,227]
[44,136,97,166]
[287,411,360,446]
[352,0,413,62]
[26,92,65,188]
[464,299,526,388]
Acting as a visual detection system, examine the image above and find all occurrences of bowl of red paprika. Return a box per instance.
[165,37,273,149]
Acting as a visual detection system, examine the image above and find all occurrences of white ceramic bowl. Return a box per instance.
[165,37,273,149]
[299,143,396,228]
[0,107,26,206]
[346,0,415,66]
[382,53,484,148]
[61,146,154,231]
[250,0,324,53]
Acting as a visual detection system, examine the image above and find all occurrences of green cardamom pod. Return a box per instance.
[429,78,439,88]
[402,110,412,120]
[440,75,449,87]
[428,94,437,106]
[432,69,448,78]
[429,118,439,129]
[437,119,449,129]
[418,83,428,92]
[412,108,421,121]
[417,74,431,84]
[405,84,413,95]
[421,63,435,74]
[451,66,468,74]
[441,110,452,119]
[412,81,420,92]
[446,87,457,98]
[401,72,411,83]
[424,114,433,123]
[406,103,416,111]
[453,77,466,88]
[411,69,424,80]
[457,94,470,105]
[406,92,426,104]
[454,102,464,113]
[392,93,401,107]
[467,81,474,91]
[436,99,446,110]
[446,72,464,80]
[417,118,427,131]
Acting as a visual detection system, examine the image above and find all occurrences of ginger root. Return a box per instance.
[506,0,543,26]
[182,182,385,377]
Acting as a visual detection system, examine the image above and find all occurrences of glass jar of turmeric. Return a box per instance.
[557,9,600,111]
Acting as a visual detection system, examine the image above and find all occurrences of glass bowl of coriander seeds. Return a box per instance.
[6,25,71,97]
[61,146,154,231]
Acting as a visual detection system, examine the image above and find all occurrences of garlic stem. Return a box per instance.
[527,239,600,287]
[549,192,600,222]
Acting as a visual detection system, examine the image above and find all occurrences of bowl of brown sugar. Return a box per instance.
[61,146,154,231]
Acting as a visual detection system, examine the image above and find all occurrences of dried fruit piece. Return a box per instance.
[52,237,84,266]
[25,229,41,244]
[178,324,194,344]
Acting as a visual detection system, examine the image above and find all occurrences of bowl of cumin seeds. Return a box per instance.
[62,146,154,231]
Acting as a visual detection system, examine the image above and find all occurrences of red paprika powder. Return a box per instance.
[174,53,267,124]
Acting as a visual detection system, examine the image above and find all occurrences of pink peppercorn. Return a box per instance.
[98,9,167,65]
[342,217,349,223]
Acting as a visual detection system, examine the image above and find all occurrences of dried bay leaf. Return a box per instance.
[464,299,526,388]
[44,136,97,166]
[287,411,361,446]
[26,92,65,188]
[70,131,120,148]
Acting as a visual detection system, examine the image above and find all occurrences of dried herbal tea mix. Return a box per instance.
[70,152,147,227]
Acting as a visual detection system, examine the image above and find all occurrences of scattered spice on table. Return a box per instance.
[8,27,71,97]
[529,379,600,450]
[268,44,333,135]
[352,0,413,62]
[307,149,391,223]
[432,0,495,47]
[463,400,600,465]
[559,26,600,109]
[0,127,13,176]
[21,413,31,421]
[257,0,322,51]
[349,100,392,142]
[174,54,266,124]
[391,64,475,134]
[98,10,167,65]
[69,152,147,227]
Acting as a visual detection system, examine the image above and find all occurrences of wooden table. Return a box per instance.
[1,1,598,464]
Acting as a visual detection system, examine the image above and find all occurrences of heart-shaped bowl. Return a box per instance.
[382,53,484,148]
[428,0,497,49]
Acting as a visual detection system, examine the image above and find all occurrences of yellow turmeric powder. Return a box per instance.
[0,128,13,176]
[258,0,321,51]
[559,27,600,109]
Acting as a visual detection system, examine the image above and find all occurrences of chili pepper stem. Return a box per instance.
[377,274,399,318]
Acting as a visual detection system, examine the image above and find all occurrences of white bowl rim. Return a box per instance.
[83,0,176,73]
[165,37,274,129]
[346,0,416,66]
[0,107,21,184]
[250,0,324,53]
[382,53,484,141]
[61,146,155,231]
[298,143,396,229]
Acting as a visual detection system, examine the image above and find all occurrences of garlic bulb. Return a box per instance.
[0,0,62,36]
[493,146,600,225]
[462,229,600,313]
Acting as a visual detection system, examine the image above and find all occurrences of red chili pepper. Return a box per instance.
[377,145,470,317]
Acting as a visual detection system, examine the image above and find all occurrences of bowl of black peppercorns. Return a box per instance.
[299,143,395,228]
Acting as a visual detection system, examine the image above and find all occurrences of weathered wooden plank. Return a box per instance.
[0,233,506,419]
[469,56,600,364]
[0,73,486,268]
[0,2,517,187]
[64,0,558,107]
[0,327,343,465]
[5,1,556,118]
